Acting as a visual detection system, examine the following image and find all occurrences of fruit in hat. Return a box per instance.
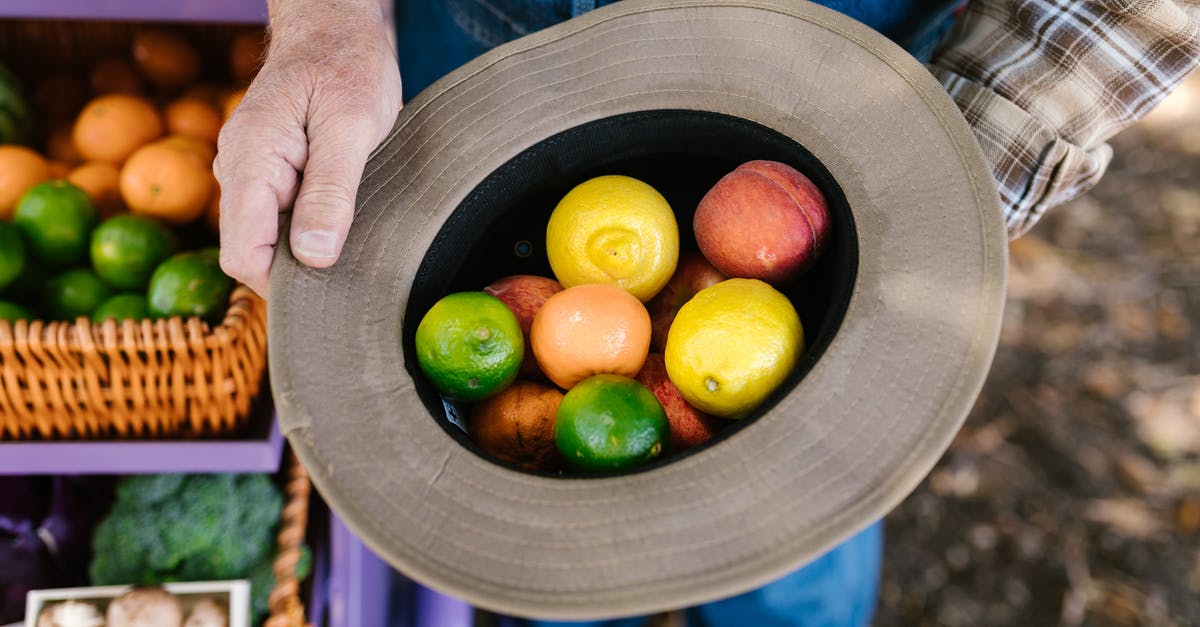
[416,291,524,402]
[555,374,669,473]
[694,160,830,286]
[469,380,564,471]
[545,175,679,302]
[483,274,562,379]
[645,250,726,352]
[530,283,651,390]
[665,278,803,418]
[635,353,723,452]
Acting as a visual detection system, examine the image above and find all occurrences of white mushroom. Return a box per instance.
[36,600,105,627]
[183,597,228,627]
[106,587,183,627]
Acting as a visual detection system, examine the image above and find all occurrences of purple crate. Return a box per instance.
[0,411,284,475]
[327,514,477,627]
[0,0,266,23]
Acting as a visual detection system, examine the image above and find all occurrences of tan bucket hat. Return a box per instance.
[268,0,1007,619]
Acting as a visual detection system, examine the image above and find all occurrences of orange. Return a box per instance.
[68,161,125,218]
[45,126,82,165]
[73,94,163,164]
[222,88,245,121]
[160,134,216,164]
[119,140,212,224]
[469,380,564,471]
[131,30,200,91]
[230,31,267,85]
[0,145,51,220]
[89,57,143,95]
[164,97,222,144]
[530,283,651,390]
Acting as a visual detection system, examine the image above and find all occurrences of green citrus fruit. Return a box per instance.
[91,214,178,290]
[13,180,97,267]
[92,293,149,323]
[0,300,33,322]
[0,221,26,292]
[40,268,114,321]
[554,374,668,473]
[415,291,523,401]
[147,250,234,324]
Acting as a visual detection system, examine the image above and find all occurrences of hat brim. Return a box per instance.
[269,0,1006,619]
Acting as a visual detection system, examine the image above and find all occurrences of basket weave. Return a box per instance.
[0,286,267,439]
[266,450,313,627]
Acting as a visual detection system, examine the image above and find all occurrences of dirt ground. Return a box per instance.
[874,72,1200,626]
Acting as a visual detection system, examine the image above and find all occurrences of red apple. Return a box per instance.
[636,353,724,451]
[645,251,726,352]
[483,274,563,378]
[693,160,830,285]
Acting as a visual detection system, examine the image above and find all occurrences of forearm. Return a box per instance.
[266,0,397,53]
[930,0,1200,238]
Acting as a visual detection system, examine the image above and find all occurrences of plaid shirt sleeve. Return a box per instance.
[928,0,1200,238]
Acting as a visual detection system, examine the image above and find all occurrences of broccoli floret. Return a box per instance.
[89,472,286,590]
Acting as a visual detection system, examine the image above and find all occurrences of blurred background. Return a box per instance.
[875,70,1200,626]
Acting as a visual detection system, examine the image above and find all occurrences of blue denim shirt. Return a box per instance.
[396,0,962,102]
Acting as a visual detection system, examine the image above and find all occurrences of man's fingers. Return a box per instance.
[215,105,306,297]
[288,113,380,268]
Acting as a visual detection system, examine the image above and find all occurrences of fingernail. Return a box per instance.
[294,230,338,260]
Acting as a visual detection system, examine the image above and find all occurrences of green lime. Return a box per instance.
[415,292,523,401]
[40,268,114,321]
[13,180,97,267]
[91,214,178,290]
[147,250,235,324]
[92,293,149,323]
[0,300,33,322]
[0,221,26,292]
[555,374,668,473]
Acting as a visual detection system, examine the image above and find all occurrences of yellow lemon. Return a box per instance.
[546,175,679,302]
[664,278,803,418]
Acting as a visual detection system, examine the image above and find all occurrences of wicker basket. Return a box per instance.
[267,450,314,627]
[0,286,267,439]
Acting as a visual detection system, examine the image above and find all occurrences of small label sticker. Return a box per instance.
[442,398,467,433]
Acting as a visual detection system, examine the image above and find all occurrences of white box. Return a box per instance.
[25,580,250,627]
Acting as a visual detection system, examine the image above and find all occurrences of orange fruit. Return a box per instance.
[160,134,216,164]
[0,146,51,220]
[68,161,125,218]
[230,31,267,85]
[45,126,82,165]
[469,380,564,471]
[164,97,222,144]
[530,283,651,390]
[222,88,245,121]
[73,94,163,164]
[131,30,200,91]
[119,140,212,224]
[89,57,143,95]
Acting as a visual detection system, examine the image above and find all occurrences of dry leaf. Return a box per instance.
[1085,499,1165,538]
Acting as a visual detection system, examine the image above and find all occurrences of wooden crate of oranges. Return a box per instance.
[0,23,269,439]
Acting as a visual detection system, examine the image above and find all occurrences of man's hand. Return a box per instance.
[215,0,402,297]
